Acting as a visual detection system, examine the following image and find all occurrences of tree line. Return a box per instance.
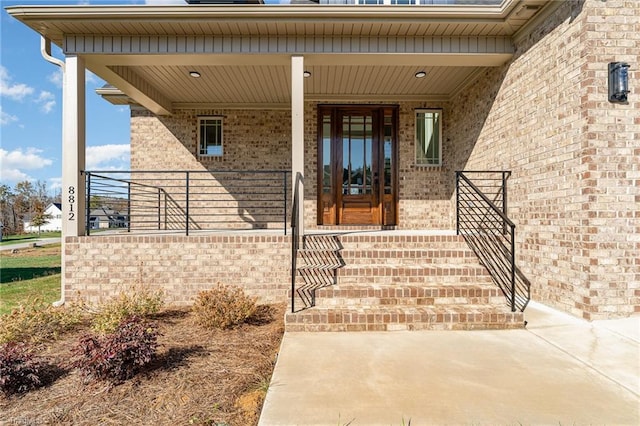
[0,181,61,235]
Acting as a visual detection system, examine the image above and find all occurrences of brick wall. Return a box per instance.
[448,0,639,319]
[64,235,290,305]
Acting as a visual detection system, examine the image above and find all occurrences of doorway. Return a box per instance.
[317,105,397,226]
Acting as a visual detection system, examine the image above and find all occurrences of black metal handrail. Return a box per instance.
[456,171,530,312]
[290,172,303,313]
[83,170,291,236]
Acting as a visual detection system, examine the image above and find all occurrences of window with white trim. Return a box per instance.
[198,117,223,157]
[415,109,442,166]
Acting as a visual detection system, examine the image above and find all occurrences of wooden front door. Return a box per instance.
[318,105,397,226]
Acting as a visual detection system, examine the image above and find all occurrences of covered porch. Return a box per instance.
[6,0,553,326]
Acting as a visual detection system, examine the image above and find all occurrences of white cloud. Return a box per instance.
[86,144,130,170]
[47,68,101,89]
[36,91,56,114]
[48,69,63,88]
[0,65,35,101]
[49,177,62,192]
[0,107,18,126]
[0,148,54,183]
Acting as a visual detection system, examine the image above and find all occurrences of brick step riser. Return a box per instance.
[313,297,508,307]
[285,310,524,332]
[313,286,503,298]
[295,276,494,286]
[334,243,472,251]
[322,258,481,267]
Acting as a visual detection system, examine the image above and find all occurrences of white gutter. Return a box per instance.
[6,2,520,22]
[41,37,65,71]
[41,36,66,308]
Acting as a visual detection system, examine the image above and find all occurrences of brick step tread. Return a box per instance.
[285,305,524,332]
[336,264,490,275]
[338,248,478,256]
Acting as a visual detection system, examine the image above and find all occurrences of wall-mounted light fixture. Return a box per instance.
[189,71,201,78]
[608,62,630,103]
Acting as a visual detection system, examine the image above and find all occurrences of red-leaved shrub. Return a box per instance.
[0,342,45,396]
[71,316,159,384]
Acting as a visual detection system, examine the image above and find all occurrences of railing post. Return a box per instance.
[185,171,190,236]
[86,172,91,236]
[502,171,508,235]
[455,171,460,235]
[127,181,131,233]
[157,188,161,230]
[284,171,288,235]
[510,227,516,312]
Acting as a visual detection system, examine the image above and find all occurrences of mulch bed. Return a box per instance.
[0,304,285,426]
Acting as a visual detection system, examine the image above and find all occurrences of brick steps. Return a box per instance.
[288,232,524,332]
[285,305,524,332]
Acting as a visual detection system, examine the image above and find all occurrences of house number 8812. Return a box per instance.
[68,186,75,220]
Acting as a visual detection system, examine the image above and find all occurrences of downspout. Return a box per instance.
[41,36,66,307]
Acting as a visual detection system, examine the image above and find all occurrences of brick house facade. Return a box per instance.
[9,0,639,321]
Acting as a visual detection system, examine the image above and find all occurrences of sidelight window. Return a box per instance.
[415,109,442,166]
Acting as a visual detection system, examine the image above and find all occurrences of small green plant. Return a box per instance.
[0,299,83,344]
[192,283,257,330]
[0,342,46,396]
[91,288,164,335]
[71,316,160,384]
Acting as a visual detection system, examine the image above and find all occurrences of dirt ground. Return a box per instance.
[0,304,285,426]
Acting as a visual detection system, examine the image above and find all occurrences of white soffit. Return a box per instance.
[6,1,552,111]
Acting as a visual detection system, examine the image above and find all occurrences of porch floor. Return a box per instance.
[84,228,458,237]
[259,301,640,425]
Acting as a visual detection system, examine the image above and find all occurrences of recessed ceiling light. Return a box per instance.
[303,71,312,78]
[189,71,201,78]
[414,71,427,78]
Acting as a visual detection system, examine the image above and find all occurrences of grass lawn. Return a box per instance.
[0,244,61,315]
[0,232,61,246]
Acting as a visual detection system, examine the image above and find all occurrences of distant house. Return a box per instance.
[89,207,128,230]
[24,203,62,233]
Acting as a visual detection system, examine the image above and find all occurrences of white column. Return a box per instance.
[291,55,305,235]
[62,55,86,237]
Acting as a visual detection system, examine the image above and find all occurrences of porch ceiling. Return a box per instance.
[7,1,554,113]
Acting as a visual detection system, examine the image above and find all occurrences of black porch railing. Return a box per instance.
[456,171,530,312]
[290,172,303,313]
[84,170,291,236]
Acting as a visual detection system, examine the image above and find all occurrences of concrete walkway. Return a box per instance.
[259,302,640,425]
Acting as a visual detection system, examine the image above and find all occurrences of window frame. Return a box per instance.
[414,108,443,167]
[197,116,224,158]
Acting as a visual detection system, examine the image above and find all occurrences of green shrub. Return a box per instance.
[0,342,45,396]
[0,299,83,344]
[192,284,257,330]
[91,289,164,335]
[71,316,160,384]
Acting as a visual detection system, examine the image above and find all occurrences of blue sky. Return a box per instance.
[0,0,184,195]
